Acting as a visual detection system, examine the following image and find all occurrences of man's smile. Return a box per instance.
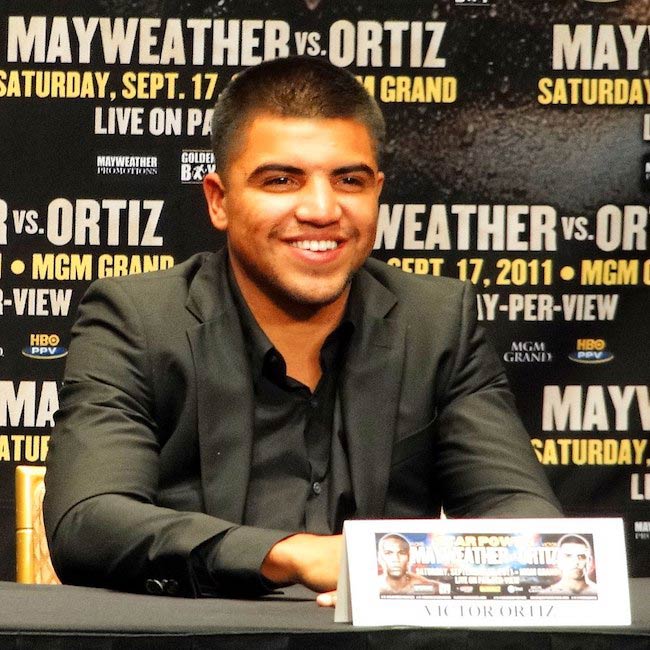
[288,240,340,252]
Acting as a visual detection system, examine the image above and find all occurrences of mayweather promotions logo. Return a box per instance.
[22,334,68,360]
[97,154,158,177]
[568,338,614,364]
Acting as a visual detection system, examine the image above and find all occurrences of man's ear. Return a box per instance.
[203,172,228,231]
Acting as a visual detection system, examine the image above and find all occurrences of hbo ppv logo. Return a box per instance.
[570,338,614,364]
[22,334,68,360]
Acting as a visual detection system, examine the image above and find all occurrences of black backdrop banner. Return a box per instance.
[0,0,648,581]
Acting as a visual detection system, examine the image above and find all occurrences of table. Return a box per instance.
[0,579,648,648]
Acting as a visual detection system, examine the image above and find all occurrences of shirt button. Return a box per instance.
[309,397,319,409]
[312,481,322,495]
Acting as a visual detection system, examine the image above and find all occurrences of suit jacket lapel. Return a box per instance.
[186,251,254,523]
[341,268,406,517]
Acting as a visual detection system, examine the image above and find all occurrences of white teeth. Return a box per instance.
[290,240,338,251]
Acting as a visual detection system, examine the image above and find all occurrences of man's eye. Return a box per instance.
[337,175,367,190]
[261,176,297,191]
[265,176,291,185]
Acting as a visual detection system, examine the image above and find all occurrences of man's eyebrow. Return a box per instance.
[248,163,377,180]
[248,164,304,180]
[333,164,376,176]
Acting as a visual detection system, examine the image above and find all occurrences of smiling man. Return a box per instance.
[44,57,561,602]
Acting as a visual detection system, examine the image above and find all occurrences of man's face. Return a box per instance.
[203,114,384,310]
[557,542,589,579]
[379,538,410,578]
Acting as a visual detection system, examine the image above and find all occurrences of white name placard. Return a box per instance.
[335,518,630,627]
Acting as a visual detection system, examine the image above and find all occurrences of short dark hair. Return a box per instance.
[210,56,385,173]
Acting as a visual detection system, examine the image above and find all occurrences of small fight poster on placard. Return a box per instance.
[336,519,630,627]
[375,531,598,600]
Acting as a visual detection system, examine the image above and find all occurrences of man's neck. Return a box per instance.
[231,267,350,391]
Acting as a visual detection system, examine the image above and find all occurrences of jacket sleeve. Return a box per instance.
[433,282,562,518]
[43,279,289,597]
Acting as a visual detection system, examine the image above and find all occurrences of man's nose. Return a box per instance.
[295,177,341,224]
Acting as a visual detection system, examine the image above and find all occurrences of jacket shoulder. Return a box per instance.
[90,252,213,293]
[362,257,468,306]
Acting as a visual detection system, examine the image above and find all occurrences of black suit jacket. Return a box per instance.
[44,250,561,596]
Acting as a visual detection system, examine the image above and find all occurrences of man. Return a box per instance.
[44,56,561,603]
[377,534,442,595]
[543,535,597,596]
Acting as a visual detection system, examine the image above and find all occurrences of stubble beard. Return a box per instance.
[262,263,355,312]
[228,219,372,314]
[229,242,358,315]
